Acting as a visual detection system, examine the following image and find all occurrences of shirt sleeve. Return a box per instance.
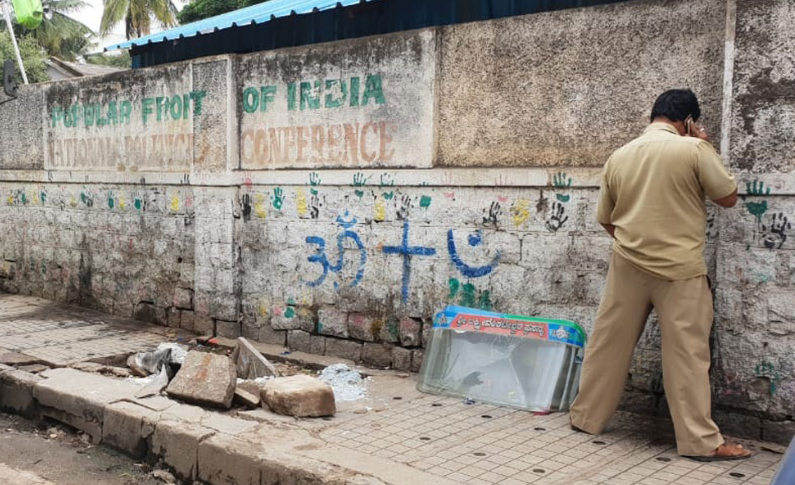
[596,159,615,225]
[696,142,737,201]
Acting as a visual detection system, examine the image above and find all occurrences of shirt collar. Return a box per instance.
[644,122,680,136]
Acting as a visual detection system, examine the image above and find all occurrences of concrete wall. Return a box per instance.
[0,0,793,443]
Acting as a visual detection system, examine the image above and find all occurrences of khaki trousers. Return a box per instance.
[570,252,724,456]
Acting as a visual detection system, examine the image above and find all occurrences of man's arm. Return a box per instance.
[713,189,738,208]
[601,223,616,238]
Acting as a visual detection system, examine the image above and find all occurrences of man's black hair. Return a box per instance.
[650,89,701,123]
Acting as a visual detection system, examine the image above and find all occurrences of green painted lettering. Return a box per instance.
[51,108,63,128]
[182,94,189,120]
[156,96,165,121]
[120,100,132,124]
[169,95,182,120]
[142,98,154,125]
[287,83,297,111]
[349,77,360,107]
[260,85,277,112]
[362,74,385,105]
[300,81,321,111]
[189,90,206,115]
[324,79,347,108]
[107,101,118,125]
[83,104,95,127]
[242,87,259,113]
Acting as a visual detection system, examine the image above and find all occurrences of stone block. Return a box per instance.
[180,310,196,332]
[198,433,262,485]
[713,410,761,441]
[411,350,424,373]
[241,322,260,341]
[325,339,361,362]
[347,313,376,342]
[0,369,42,417]
[421,320,432,348]
[399,318,422,347]
[166,351,236,409]
[271,314,314,332]
[392,347,412,372]
[102,401,160,459]
[34,368,141,441]
[234,388,261,409]
[236,337,277,379]
[216,319,241,339]
[152,420,216,481]
[259,325,286,346]
[194,315,215,335]
[166,307,180,328]
[288,330,312,353]
[379,317,400,344]
[174,287,193,309]
[318,307,348,338]
[310,335,327,355]
[261,375,336,417]
[762,419,795,445]
[362,343,393,368]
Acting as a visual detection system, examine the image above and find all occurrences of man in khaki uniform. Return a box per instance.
[569,89,750,461]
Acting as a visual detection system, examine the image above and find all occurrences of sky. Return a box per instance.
[75,0,189,52]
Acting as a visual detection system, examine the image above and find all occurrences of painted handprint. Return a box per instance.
[396,194,412,220]
[272,187,284,210]
[761,213,791,250]
[743,180,771,220]
[553,172,573,202]
[353,172,368,199]
[482,201,502,226]
[309,172,321,195]
[545,201,569,233]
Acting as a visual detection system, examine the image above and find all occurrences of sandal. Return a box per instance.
[687,443,752,462]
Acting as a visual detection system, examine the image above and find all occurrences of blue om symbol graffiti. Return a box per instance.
[447,229,501,278]
[304,212,367,289]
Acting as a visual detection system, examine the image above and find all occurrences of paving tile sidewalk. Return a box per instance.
[0,293,784,485]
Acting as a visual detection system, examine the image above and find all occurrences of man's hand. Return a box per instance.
[688,121,710,142]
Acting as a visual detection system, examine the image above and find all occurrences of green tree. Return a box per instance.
[178,0,267,24]
[100,0,178,40]
[29,0,95,61]
[0,31,49,83]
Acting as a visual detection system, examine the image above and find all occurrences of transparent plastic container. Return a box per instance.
[417,306,586,413]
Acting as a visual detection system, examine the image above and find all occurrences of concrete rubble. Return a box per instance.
[235,337,278,379]
[261,374,336,418]
[166,351,236,409]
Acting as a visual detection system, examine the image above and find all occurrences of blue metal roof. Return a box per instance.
[105,0,382,51]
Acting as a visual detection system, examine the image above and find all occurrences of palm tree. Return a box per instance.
[100,0,178,40]
[17,0,95,61]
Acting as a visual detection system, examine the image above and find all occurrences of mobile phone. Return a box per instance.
[685,116,694,136]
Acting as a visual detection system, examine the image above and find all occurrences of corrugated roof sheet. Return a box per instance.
[105,0,382,51]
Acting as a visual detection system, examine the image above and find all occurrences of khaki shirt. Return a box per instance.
[596,123,737,281]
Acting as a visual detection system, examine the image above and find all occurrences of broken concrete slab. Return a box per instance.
[261,375,336,418]
[166,351,236,409]
[152,420,216,482]
[71,362,132,378]
[236,337,277,379]
[17,364,49,374]
[0,369,42,417]
[102,401,160,459]
[0,352,41,366]
[33,368,142,442]
[234,388,260,409]
[200,413,259,436]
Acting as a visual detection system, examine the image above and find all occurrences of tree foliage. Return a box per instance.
[29,0,95,61]
[178,0,267,24]
[0,31,50,84]
[100,0,178,40]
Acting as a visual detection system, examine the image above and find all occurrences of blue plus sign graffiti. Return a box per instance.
[382,222,437,303]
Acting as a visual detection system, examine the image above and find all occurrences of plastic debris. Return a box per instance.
[127,343,188,377]
[157,343,188,364]
[135,366,170,398]
[318,364,368,402]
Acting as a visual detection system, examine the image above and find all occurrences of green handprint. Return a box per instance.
[744,180,771,220]
[353,172,368,199]
[755,360,781,394]
[379,173,395,187]
[553,172,573,203]
[309,172,321,195]
[272,187,284,210]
